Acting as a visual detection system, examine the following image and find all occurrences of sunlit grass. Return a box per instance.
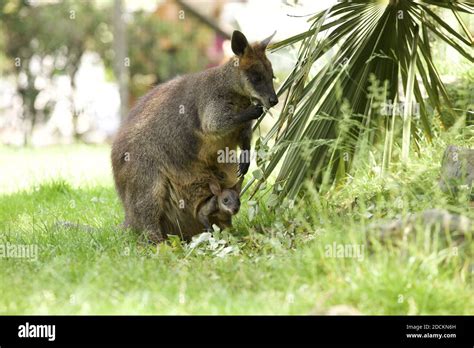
[0,142,472,314]
[0,144,113,194]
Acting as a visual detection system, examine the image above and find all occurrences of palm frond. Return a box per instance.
[247,0,473,200]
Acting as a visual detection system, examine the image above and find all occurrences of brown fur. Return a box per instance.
[239,43,273,71]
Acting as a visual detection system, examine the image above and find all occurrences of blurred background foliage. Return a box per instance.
[444,65,474,124]
[126,9,212,103]
[0,0,110,143]
[0,0,215,145]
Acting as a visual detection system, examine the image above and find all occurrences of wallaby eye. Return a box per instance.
[223,198,229,204]
[249,74,262,84]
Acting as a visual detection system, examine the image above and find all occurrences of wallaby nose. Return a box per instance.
[269,96,278,107]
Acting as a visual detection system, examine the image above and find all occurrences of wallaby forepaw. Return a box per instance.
[252,105,264,119]
[238,161,250,177]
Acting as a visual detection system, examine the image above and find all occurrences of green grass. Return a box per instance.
[0,139,472,315]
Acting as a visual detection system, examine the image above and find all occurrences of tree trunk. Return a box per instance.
[114,0,129,121]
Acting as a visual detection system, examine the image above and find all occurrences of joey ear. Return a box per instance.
[209,182,221,196]
[260,30,277,50]
[231,30,249,56]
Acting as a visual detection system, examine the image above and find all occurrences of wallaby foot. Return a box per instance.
[139,230,165,244]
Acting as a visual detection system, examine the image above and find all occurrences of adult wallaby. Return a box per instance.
[111,30,278,242]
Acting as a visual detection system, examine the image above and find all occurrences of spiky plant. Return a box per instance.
[248,0,473,200]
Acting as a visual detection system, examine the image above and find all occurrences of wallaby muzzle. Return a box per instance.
[262,89,278,108]
[268,93,278,107]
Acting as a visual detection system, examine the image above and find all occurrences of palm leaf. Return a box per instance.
[246,0,473,200]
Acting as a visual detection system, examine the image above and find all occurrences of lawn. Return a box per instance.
[0,136,472,314]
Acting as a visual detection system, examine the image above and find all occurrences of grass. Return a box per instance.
[0,136,472,315]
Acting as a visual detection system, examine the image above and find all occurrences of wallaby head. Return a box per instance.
[209,180,242,215]
[231,30,278,109]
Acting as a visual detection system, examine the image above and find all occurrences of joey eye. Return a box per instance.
[223,198,229,204]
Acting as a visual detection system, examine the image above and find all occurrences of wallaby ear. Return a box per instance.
[231,30,249,56]
[260,30,277,50]
[209,182,221,196]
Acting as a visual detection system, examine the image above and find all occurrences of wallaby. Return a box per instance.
[111,30,278,242]
[197,180,242,231]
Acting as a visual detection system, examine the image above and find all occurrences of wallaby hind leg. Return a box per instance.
[140,228,164,244]
[136,206,166,243]
[121,210,133,230]
[121,206,165,243]
[120,188,138,230]
[125,184,166,243]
